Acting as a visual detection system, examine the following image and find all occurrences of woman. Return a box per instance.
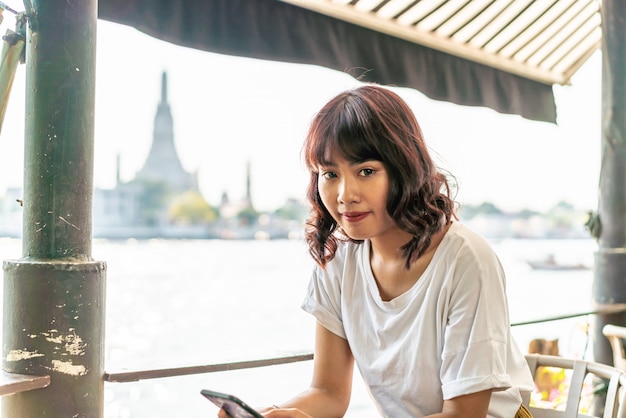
[221,85,534,417]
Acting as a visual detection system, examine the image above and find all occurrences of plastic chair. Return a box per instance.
[603,325,626,372]
[524,354,626,418]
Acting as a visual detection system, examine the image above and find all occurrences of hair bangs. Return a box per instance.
[305,96,382,170]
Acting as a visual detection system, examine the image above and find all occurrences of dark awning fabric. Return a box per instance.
[98,0,557,123]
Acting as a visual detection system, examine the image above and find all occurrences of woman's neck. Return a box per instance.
[369,227,414,264]
[369,223,452,301]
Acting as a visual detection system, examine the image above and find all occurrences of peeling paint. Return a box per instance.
[41,330,86,356]
[49,359,87,376]
[44,334,63,344]
[6,349,45,361]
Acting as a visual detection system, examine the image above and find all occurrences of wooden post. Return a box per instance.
[2,0,106,416]
[593,0,626,366]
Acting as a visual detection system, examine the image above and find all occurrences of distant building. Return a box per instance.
[218,161,254,219]
[0,72,304,239]
[0,187,23,238]
[134,72,198,192]
[93,71,201,238]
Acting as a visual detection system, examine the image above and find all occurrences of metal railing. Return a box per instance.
[3,303,625,396]
[102,303,626,384]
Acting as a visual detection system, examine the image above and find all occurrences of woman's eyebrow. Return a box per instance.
[351,158,377,165]
[317,163,336,170]
[318,156,336,167]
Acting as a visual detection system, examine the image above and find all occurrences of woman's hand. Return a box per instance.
[216,405,313,418]
[262,407,314,417]
[218,322,353,418]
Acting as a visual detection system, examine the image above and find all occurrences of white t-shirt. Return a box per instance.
[302,222,534,418]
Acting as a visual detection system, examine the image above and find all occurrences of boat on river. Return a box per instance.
[526,254,590,271]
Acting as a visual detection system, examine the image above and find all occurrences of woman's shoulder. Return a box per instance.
[330,239,366,264]
[446,222,495,248]
[313,240,367,287]
[442,222,500,262]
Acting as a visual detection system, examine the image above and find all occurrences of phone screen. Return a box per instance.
[201,389,264,418]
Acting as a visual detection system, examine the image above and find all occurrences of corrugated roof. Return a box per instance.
[281,0,601,85]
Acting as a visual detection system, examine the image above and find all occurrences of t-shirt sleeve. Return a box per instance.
[439,242,513,399]
[301,265,347,339]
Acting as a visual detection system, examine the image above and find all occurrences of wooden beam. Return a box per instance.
[0,372,49,397]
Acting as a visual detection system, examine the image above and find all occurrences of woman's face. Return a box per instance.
[317,152,400,242]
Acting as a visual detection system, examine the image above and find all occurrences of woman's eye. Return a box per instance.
[360,168,374,176]
[321,171,337,179]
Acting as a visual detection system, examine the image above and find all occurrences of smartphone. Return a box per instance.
[201,389,264,418]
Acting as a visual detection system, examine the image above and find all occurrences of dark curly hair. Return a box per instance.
[303,85,457,269]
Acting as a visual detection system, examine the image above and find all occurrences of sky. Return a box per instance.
[0,4,602,213]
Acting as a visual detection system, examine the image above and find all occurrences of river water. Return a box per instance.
[0,236,597,417]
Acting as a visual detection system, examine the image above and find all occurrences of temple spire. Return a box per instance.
[135,71,195,193]
[161,71,167,104]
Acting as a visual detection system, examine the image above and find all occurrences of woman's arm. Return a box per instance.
[263,321,354,418]
[425,390,492,418]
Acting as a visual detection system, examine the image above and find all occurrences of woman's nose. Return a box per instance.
[337,177,359,204]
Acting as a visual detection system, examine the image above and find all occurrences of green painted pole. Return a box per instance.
[592,0,626,366]
[2,0,106,416]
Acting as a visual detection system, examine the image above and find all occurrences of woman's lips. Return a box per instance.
[342,212,368,222]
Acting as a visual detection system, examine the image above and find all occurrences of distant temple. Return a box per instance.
[0,72,306,240]
[92,71,201,237]
[219,161,254,219]
[134,72,197,192]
